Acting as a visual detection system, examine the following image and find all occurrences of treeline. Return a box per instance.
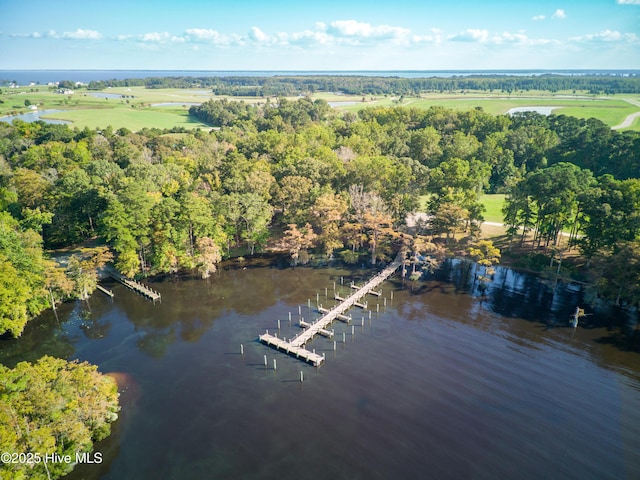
[86,74,640,95]
[1,99,640,336]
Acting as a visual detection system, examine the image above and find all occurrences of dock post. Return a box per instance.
[333,341,337,351]
[240,344,244,356]
[351,325,355,336]
[277,319,281,330]
[316,293,319,304]
[325,287,328,297]
[369,311,372,319]
[361,317,365,327]
[341,276,343,285]
[376,304,379,312]
[313,348,316,355]
[333,282,336,292]
[323,352,326,360]
[264,355,267,367]
[342,332,346,343]
[384,297,387,306]
[300,371,304,382]
[273,359,277,371]
[298,305,302,317]
[391,290,394,300]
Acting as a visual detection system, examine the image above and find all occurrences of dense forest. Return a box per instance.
[1,98,640,340]
[83,74,640,96]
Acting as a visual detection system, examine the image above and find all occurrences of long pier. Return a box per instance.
[108,269,161,302]
[259,252,403,366]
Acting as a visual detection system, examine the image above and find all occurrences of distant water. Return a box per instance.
[507,106,561,116]
[0,109,71,124]
[1,69,639,86]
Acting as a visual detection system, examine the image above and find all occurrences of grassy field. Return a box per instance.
[2,85,639,132]
[418,194,505,223]
[42,107,211,131]
[340,92,640,129]
[479,194,506,223]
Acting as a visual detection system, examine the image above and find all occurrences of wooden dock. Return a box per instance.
[259,251,403,366]
[108,269,161,302]
[96,284,114,298]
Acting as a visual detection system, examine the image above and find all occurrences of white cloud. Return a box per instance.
[140,32,185,43]
[449,29,490,42]
[494,31,529,44]
[141,32,168,42]
[532,15,546,21]
[552,9,566,19]
[185,28,228,45]
[570,29,639,43]
[327,20,412,43]
[617,0,640,4]
[289,29,333,46]
[61,29,102,40]
[249,26,269,43]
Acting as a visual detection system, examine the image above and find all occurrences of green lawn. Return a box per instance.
[42,107,212,131]
[418,194,505,223]
[479,194,506,223]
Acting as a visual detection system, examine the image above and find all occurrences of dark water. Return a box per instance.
[1,258,639,480]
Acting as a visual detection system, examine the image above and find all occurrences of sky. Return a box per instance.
[1,0,639,71]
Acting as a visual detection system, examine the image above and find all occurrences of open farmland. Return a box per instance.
[339,92,640,130]
[2,85,639,132]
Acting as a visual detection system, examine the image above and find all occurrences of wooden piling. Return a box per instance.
[259,251,403,367]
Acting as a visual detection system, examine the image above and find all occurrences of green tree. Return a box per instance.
[0,356,120,480]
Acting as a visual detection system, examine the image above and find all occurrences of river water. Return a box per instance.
[1,258,639,479]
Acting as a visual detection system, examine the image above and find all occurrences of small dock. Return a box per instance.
[259,252,403,366]
[96,284,114,298]
[108,269,161,302]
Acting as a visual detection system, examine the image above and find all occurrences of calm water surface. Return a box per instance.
[0,109,71,124]
[1,258,639,480]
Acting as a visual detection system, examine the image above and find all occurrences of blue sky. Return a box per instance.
[1,0,639,70]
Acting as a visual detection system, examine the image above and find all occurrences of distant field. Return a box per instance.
[2,86,639,132]
[42,107,211,131]
[339,93,640,129]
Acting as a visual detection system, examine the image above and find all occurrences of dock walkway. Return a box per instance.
[107,269,161,302]
[259,252,403,366]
